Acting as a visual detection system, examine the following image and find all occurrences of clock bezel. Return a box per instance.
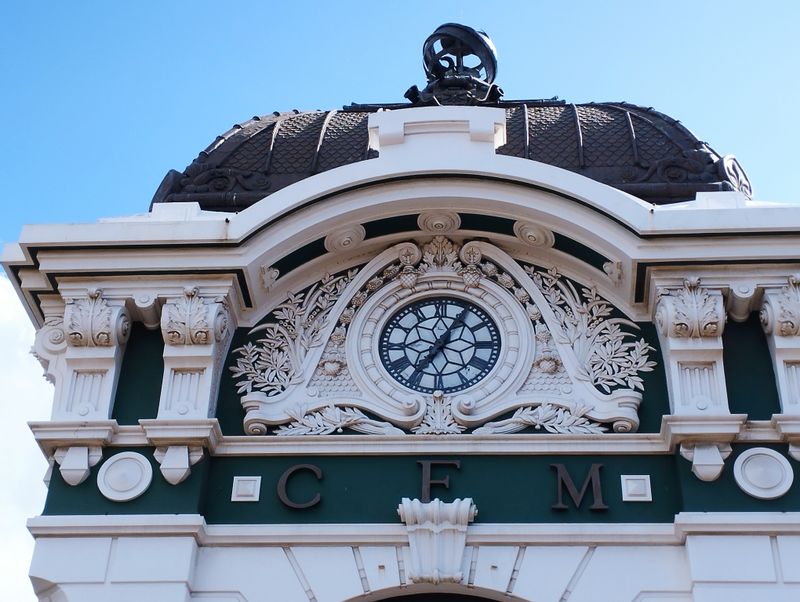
[345,272,534,415]
[378,296,502,394]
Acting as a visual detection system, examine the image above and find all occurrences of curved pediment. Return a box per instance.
[227,235,657,436]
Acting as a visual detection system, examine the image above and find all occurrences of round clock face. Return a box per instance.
[378,297,501,394]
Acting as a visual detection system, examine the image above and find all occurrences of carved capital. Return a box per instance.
[761,276,800,337]
[64,289,130,347]
[161,287,229,346]
[655,279,725,338]
[397,497,477,584]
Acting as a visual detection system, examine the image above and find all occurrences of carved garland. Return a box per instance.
[230,270,358,396]
[231,236,655,436]
[526,266,656,393]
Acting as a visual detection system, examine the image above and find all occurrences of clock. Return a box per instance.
[378,297,501,394]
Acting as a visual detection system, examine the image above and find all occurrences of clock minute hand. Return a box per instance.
[413,307,469,373]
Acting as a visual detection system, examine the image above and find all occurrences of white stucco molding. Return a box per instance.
[28,512,800,546]
[29,419,790,458]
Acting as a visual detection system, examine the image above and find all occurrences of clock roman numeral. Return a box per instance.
[390,356,412,372]
[468,356,490,371]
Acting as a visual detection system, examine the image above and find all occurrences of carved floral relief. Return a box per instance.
[230,237,657,436]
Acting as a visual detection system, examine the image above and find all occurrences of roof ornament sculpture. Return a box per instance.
[405,23,503,106]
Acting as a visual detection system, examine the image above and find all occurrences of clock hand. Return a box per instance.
[412,306,469,373]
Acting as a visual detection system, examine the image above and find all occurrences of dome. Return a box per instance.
[151,24,750,211]
[151,100,751,211]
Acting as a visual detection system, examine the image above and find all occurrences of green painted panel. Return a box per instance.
[202,454,681,524]
[723,313,781,420]
[43,452,680,523]
[636,322,670,433]
[678,444,800,512]
[43,447,207,515]
[216,327,250,435]
[552,233,609,272]
[111,324,164,425]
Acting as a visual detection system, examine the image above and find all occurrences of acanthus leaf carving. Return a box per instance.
[412,391,465,434]
[419,235,460,272]
[762,275,800,337]
[231,269,358,396]
[275,404,404,436]
[233,237,654,436]
[65,289,121,347]
[473,403,605,435]
[656,278,725,339]
[162,287,213,345]
[524,265,656,394]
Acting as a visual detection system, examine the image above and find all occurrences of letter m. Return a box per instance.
[551,463,608,511]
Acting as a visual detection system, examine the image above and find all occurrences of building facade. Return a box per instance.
[6,24,800,602]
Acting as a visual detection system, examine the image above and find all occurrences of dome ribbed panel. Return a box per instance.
[270,112,328,174]
[527,105,580,168]
[220,122,277,171]
[631,114,684,165]
[577,106,635,167]
[496,106,526,158]
[317,112,371,172]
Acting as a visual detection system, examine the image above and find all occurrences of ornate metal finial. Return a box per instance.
[405,23,503,106]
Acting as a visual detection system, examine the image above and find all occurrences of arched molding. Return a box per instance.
[343,584,527,602]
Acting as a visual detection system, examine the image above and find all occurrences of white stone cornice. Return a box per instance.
[28,513,800,546]
[25,418,796,459]
[139,419,222,452]
[29,420,118,456]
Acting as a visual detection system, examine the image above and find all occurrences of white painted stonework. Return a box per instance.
[5,105,800,600]
[26,513,800,601]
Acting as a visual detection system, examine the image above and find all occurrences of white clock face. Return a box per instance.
[378,297,501,393]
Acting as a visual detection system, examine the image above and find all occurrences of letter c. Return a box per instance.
[277,464,322,509]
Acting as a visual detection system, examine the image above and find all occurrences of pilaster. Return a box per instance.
[761,276,800,457]
[655,279,744,480]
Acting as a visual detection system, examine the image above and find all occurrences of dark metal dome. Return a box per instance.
[151,99,751,211]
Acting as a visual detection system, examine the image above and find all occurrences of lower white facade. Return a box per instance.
[28,513,800,602]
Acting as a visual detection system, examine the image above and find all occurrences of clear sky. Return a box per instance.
[0,1,799,599]
[1,0,799,247]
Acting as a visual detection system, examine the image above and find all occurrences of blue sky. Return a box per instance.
[1,1,798,246]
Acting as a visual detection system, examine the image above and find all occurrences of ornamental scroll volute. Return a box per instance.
[231,236,657,436]
[761,276,800,415]
[158,287,232,420]
[654,279,728,416]
[48,289,131,421]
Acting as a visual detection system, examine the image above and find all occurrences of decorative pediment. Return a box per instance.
[231,236,656,436]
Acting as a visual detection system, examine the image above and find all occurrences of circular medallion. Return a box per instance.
[96,451,153,502]
[378,297,501,394]
[733,447,793,500]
